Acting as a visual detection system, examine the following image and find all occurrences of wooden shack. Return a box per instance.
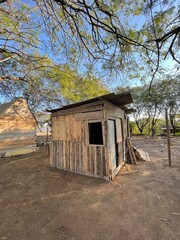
[0,98,37,149]
[49,93,135,181]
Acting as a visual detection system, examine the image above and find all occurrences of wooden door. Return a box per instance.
[108,120,116,171]
[116,118,123,165]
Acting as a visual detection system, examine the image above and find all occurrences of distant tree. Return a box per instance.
[116,76,180,136]
[158,78,180,133]
[131,87,150,134]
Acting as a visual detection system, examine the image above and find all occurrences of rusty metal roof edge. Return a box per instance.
[48,92,134,113]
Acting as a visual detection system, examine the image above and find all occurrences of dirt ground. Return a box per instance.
[0,137,180,240]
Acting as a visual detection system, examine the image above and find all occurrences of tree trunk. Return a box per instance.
[170,117,176,134]
[151,127,156,138]
[135,120,143,134]
[151,120,156,138]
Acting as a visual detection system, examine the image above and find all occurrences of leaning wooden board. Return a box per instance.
[127,138,137,164]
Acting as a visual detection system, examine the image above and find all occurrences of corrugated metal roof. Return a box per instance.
[0,100,16,115]
[49,92,135,113]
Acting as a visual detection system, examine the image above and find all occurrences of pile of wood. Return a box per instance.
[133,146,150,162]
[126,137,150,164]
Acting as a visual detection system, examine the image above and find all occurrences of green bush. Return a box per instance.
[129,121,139,135]
[174,132,180,136]
[130,118,166,136]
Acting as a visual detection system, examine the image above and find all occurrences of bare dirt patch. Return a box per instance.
[0,138,180,240]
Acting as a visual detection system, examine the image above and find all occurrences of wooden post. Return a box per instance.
[127,137,137,164]
[127,117,130,138]
[46,127,49,152]
[165,109,171,166]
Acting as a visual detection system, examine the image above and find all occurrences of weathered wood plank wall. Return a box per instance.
[88,145,105,176]
[0,99,36,148]
[50,107,110,178]
[52,115,84,141]
[51,140,106,177]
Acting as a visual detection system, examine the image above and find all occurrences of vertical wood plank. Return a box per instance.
[49,142,53,167]
[101,146,104,177]
[126,138,137,164]
[123,119,127,140]
[76,142,79,172]
[82,144,85,173]
[97,146,101,176]
[88,146,91,173]
[104,121,110,176]
[91,147,94,174]
[57,141,59,168]
[70,142,73,172]
[55,141,57,168]
[65,141,69,170]
[84,121,88,173]
[52,141,54,167]
[94,147,97,175]
[63,141,66,170]
[102,148,106,176]
[54,141,55,168]
[73,142,76,172]
[57,141,60,169]
[60,141,62,168]
[79,142,82,173]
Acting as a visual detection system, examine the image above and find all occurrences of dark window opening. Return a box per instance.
[88,122,103,145]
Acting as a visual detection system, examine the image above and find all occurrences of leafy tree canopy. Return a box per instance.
[0,58,108,110]
[0,0,179,109]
